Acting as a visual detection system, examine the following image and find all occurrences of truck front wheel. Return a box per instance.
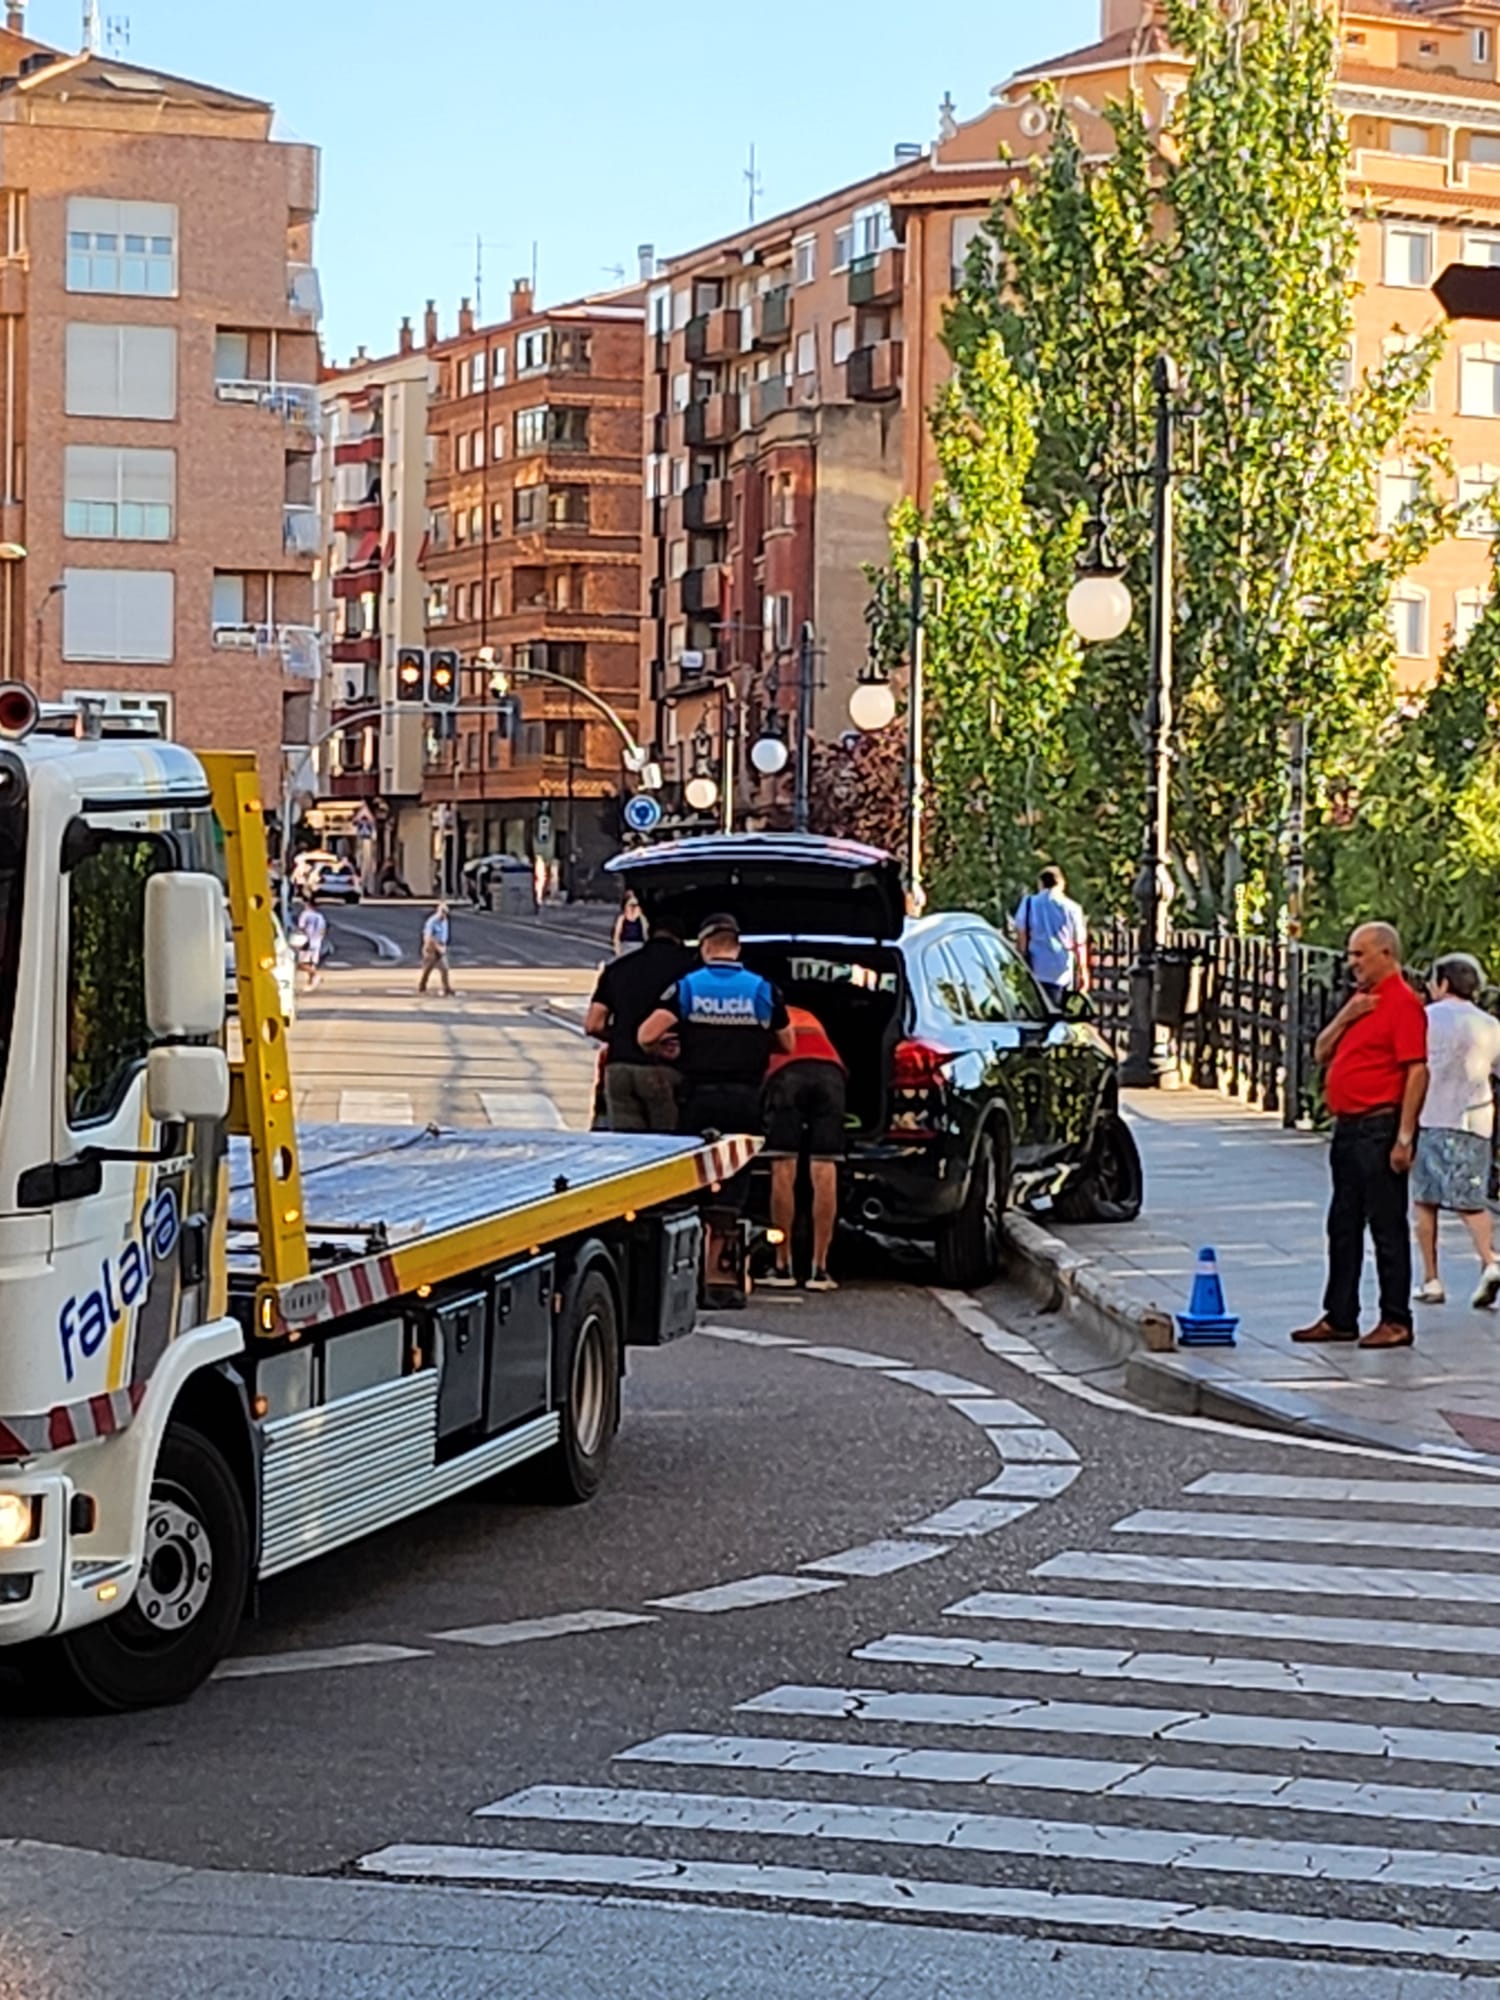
[45,1423,249,1711]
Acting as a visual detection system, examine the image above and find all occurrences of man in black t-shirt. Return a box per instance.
[586,919,693,1132]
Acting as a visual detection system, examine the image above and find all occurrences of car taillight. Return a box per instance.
[890,1038,954,1090]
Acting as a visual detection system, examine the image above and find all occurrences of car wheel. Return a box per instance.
[935,1129,1007,1290]
[528,1264,620,1505]
[1053,1113,1144,1224]
[35,1425,249,1711]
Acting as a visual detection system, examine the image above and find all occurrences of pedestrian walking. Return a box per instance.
[760,1004,848,1293]
[1291,922,1429,1350]
[585,916,692,1132]
[1412,952,1500,1309]
[638,912,793,1301]
[295,902,326,992]
[1014,866,1089,1009]
[612,892,646,956]
[418,901,453,997]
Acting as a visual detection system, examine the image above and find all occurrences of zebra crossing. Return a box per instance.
[359,1463,1500,1970]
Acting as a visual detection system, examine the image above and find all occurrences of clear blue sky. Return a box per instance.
[27,0,1099,360]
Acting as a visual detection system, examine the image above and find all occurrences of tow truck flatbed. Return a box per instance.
[227,1124,754,1334]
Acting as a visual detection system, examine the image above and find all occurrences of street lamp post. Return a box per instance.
[905,538,926,912]
[793,620,816,834]
[1118,354,1179,1089]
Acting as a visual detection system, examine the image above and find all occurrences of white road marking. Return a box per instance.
[950,1397,1042,1428]
[354,1845,1500,1966]
[1116,1507,1500,1556]
[798,1540,950,1578]
[473,1781,1500,1894]
[648,1575,843,1614]
[1035,1551,1500,1601]
[987,1428,1078,1464]
[612,1729,1500,1828]
[1187,1472,1500,1509]
[904,1499,1036,1538]
[739,1681,1500,1769]
[852,1631,1500,1708]
[945,1589,1500,1656]
[337,1090,415,1125]
[479,1089,565,1130]
[976,1466,1081,1500]
[214,1643,431,1680]
[881,1369,991,1398]
[433,1609,655,1649]
[792,1345,911,1369]
[699,1326,806,1347]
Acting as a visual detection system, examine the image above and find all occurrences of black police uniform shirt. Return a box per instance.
[590,938,695,1066]
[661,961,789,1085]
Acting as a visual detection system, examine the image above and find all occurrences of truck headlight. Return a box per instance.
[0,1493,36,1548]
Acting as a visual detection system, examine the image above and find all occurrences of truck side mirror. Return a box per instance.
[147,1045,230,1122]
[145,873,227,1037]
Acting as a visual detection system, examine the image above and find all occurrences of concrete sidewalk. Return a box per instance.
[1017,1089,1500,1467]
[0,1840,1468,1999]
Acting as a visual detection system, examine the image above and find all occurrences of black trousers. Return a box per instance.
[1324,1107,1411,1332]
[681,1080,762,1215]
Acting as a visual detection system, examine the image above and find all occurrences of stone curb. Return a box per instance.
[1003,1210,1500,1469]
[1002,1212,1175,1359]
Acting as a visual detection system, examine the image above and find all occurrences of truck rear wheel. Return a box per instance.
[531,1265,620,1505]
[44,1423,249,1712]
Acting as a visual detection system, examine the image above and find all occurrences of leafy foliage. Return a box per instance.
[895,0,1458,930]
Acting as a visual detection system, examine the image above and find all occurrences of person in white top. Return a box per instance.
[1412,953,1500,1308]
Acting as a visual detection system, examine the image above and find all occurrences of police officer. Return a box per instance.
[639,911,793,1300]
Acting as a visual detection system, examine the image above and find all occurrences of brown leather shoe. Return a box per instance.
[1358,1321,1414,1348]
[1290,1318,1359,1343]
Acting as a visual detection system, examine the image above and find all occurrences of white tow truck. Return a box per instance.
[0,689,750,1708]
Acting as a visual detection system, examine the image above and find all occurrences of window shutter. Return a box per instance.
[62,568,173,662]
[120,327,176,418]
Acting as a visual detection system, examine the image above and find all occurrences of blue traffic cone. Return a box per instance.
[1176,1245,1240,1347]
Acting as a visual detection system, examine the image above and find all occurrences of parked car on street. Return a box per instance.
[225,909,299,1026]
[302,857,360,905]
[606,834,1141,1287]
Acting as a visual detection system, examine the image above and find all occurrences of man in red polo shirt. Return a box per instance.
[1292,922,1429,1350]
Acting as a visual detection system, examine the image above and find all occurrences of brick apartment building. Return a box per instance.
[417,282,645,896]
[315,330,431,886]
[641,154,927,825]
[893,0,1500,690]
[0,4,319,794]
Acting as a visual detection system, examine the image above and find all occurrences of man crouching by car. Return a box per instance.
[638,911,794,1302]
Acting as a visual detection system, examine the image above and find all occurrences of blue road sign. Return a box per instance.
[623,792,663,834]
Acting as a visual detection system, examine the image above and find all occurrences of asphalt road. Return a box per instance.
[7,917,1500,1990]
[320,895,614,973]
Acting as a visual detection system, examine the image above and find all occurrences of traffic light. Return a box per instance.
[426,648,459,708]
[395,648,426,705]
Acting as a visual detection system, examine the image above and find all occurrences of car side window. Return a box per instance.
[925,942,971,1022]
[977,930,1049,1022]
[934,933,1004,1024]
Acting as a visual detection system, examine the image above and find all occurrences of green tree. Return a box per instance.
[866,335,1083,919]
[926,0,1456,926]
[1330,544,1500,968]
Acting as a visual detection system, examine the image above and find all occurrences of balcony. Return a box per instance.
[287,262,323,320]
[684,478,729,532]
[335,498,382,536]
[847,340,903,402]
[686,308,739,363]
[334,434,382,467]
[332,634,380,666]
[673,646,720,685]
[848,248,900,306]
[755,286,791,348]
[753,375,790,424]
[681,565,722,617]
[215,379,322,433]
[283,505,319,557]
[213,622,321,677]
[685,393,736,446]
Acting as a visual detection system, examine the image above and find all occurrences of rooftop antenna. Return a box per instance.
[744,143,763,225]
[475,232,483,319]
[531,239,538,296]
[104,13,129,53]
[82,0,100,51]
[601,262,626,286]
